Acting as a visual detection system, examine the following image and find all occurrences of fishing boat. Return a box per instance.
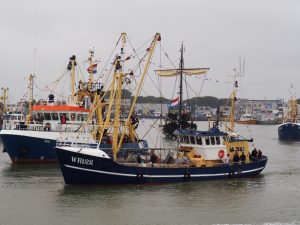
[236,113,257,124]
[155,44,209,138]
[54,33,268,185]
[278,86,300,140]
[0,49,146,163]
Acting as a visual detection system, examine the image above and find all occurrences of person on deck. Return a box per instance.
[251,148,258,160]
[240,152,246,164]
[60,114,67,124]
[233,152,240,163]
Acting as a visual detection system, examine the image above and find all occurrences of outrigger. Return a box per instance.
[54,33,268,185]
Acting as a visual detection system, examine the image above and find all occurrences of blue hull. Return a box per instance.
[55,147,268,185]
[1,133,147,164]
[278,123,300,140]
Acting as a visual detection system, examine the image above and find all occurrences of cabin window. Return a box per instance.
[60,113,69,120]
[190,136,196,144]
[83,114,88,121]
[44,113,51,120]
[205,137,210,145]
[70,113,76,121]
[180,136,184,143]
[36,113,44,122]
[196,136,202,145]
[51,113,59,120]
[210,137,215,145]
[184,136,190,144]
[216,136,221,145]
[77,113,84,121]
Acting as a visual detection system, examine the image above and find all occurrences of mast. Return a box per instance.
[67,55,76,102]
[179,43,184,122]
[1,87,9,113]
[112,33,127,160]
[27,74,34,125]
[116,33,161,157]
[88,47,95,91]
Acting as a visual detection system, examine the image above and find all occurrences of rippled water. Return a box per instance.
[1,121,300,225]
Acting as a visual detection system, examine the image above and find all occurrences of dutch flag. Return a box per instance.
[87,63,97,74]
[170,96,179,107]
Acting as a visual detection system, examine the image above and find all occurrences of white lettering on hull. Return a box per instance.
[71,156,93,165]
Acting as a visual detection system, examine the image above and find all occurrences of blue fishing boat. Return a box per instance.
[278,86,300,140]
[54,33,268,185]
[0,49,146,163]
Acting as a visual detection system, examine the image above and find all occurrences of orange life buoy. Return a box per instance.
[218,150,225,158]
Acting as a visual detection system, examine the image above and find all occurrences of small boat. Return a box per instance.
[278,86,300,140]
[256,110,278,125]
[155,44,209,138]
[236,113,257,124]
[54,33,268,185]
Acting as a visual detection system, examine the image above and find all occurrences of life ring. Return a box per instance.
[218,149,225,158]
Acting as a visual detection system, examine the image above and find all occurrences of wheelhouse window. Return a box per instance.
[205,137,210,145]
[190,136,196,144]
[44,113,51,120]
[70,113,76,121]
[51,113,59,120]
[196,136,202,145]
[184,136,190,144]
[77,113,84,121]
[210,137,215,145]
[216,136,221,145]
[60,113,69,120]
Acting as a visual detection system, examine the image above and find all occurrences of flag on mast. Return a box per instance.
[170,96,179,107]
[87,64,97,74]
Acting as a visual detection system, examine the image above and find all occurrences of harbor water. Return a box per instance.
[0,120,300,225]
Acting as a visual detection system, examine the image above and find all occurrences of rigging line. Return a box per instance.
[77,63,86,82]
[159,44,178,69]
[140,118,160,141]
[184,75,190,104]
[95,40,120,83]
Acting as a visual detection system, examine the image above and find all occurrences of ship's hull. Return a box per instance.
[0,130,146,164]
[256,119,278,125]
[236,119,257,124]
[278,123,300,140]
[54,147,268,185]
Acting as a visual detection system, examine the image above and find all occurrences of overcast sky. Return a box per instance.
[1,0,300,103]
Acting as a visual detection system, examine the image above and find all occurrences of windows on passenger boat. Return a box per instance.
[77,113,84,121]
[216,136,221,145]
[196,136,202,145]
[44,113,51,120]
[70,113,76,121]
[205,137,210,145]
[59,113,69,120]
[51,113,59,120]
[190,136,196,144]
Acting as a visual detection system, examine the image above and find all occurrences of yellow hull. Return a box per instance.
[236,119,257,124]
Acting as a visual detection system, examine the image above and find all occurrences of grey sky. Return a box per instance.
[1,0,300,103]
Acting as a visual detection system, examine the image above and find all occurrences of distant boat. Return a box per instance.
[256,110,279,125]
[236,113,257,125]
[155,44,209,138]
[278,86,300,140]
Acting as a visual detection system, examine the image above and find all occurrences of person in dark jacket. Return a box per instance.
[233,152,240,163]
[240,152,246,164]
